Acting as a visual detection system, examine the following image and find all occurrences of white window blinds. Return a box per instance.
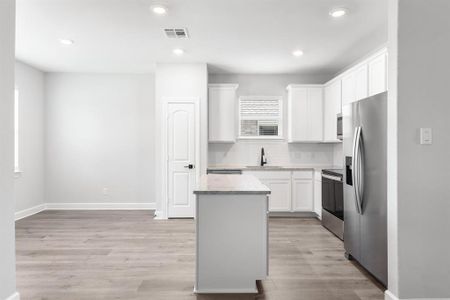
[239,96,282,138]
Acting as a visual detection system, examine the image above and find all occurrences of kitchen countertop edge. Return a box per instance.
[194,174,271,195]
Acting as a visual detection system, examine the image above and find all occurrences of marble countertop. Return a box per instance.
[207,164,342,171]
[194,174,271,195]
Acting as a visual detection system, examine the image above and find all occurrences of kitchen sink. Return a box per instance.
[245,165,283,169]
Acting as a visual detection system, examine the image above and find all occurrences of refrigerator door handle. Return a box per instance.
[355,126,364,214]
[357,127,365,214]
[351,127,362,214]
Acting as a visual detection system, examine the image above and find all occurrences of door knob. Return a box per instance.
[184,164,195,169]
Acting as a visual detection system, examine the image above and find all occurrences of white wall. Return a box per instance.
[155,63,208,217]
[14,61,45,213]
[387,0,399,297]
[388,0,450,299]
[0,0,18,298]
[45,73,155,206]
[208,74,336,167]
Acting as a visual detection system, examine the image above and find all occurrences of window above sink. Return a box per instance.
[238,96,283,140]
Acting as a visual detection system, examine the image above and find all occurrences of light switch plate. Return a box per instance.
[420,128,432,145]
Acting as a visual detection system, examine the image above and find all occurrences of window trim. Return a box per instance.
[238,95,283,139]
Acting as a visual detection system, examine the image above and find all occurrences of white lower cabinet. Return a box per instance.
[243,170,316,213]
[313,171,322,219]
[292,179,313,211]
[262,179,291,211]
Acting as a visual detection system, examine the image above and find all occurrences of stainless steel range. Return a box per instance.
[321,169,344,240]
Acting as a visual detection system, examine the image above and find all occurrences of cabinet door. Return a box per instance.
[288,86,323,142]
[341,73,356,106]
[264,179,292,212]
[314,179,322,218]
[208,85,237,142]
[323,80,341,141]
[288,87,308,141]
[368,53,387,96]
[354,65,368,101]
[292,179,314,212]
[307,88,323,141]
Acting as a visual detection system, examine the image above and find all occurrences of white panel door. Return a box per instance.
[292,179,314,212]
[368,53,387,96]
[167,102,196,218]
[264,179,291,212]
[354,65,368,101]
[307,88,323,141]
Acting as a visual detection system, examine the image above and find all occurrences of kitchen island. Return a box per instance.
[193,174,271,293]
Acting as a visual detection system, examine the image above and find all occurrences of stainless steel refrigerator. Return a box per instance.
[343,91,387,286]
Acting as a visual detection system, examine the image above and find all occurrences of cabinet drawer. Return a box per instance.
[243,170,291,180]
[292,170,313,179]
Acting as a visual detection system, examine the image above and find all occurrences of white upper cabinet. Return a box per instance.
[208,84,238,143]
[354,64,369,100]
[323,80,341,142]
[287,85,323,143]
[308,88,324,141]
[368,52,388,96]
[337,48,387,109]
[341,72,356,106]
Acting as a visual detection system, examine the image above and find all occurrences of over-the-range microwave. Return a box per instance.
[337,113,343,140]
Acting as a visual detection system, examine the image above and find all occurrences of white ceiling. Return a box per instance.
[16,0,387,77]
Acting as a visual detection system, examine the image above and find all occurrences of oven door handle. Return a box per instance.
[322,174,342,182]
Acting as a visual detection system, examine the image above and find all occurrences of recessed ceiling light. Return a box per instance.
[59,39,74,46]
[329,8,347,18]
[151,5,168,15]
[292,49,304,57]
[173,48,184,56]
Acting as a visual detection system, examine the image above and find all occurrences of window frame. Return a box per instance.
[238,95,283,140]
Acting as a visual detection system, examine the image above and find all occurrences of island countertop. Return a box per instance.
[193,174,271,195]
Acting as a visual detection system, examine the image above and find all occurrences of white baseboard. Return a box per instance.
[15,202,156,221]
[15,204,46,221]
[45,202,156,210]
[5,292,20,300]
[385,291,399,300]
[385,290,450,300]
[154,210,167,219]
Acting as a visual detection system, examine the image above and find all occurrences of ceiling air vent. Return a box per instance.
[164,28,189,39]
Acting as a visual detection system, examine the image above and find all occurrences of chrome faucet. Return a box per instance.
[260,148,267,167]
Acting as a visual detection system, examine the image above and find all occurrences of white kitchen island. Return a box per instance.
[193,174,271,294]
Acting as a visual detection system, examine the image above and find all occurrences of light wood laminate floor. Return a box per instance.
[16,210,384,300]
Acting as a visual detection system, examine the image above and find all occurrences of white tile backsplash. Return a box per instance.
[208,141,335,166]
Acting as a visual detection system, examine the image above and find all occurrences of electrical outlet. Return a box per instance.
[420,128,432,145]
